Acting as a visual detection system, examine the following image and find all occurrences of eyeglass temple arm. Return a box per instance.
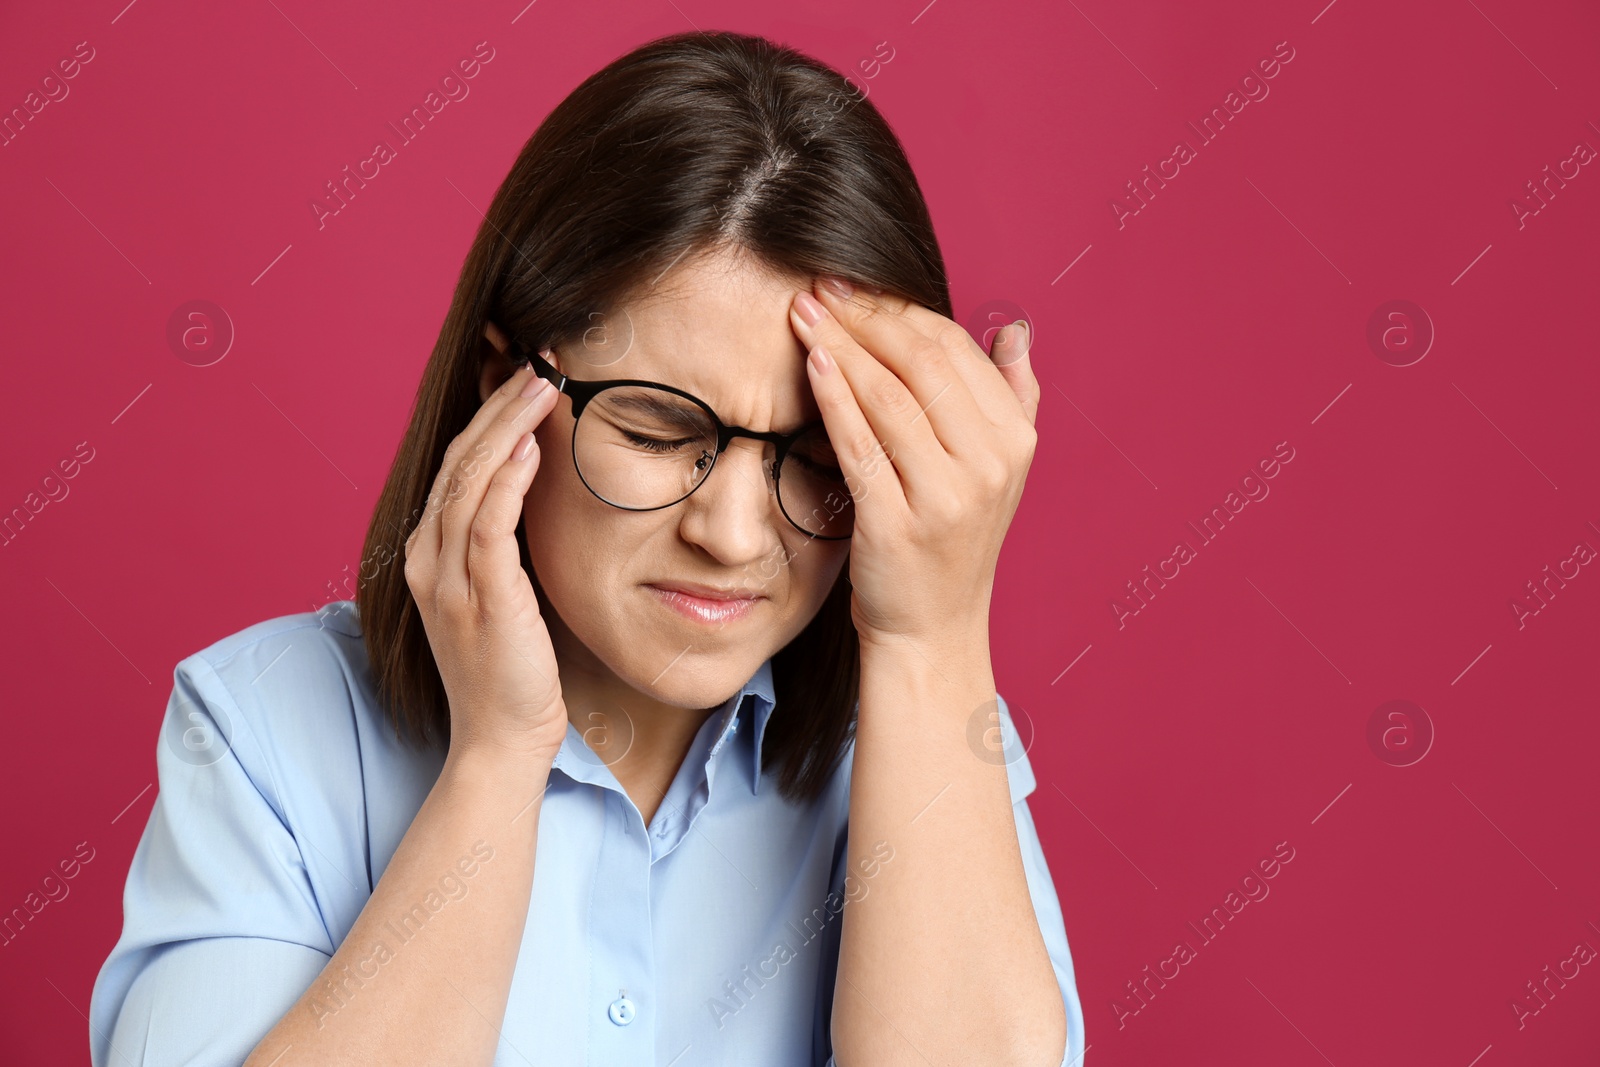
[511,339,569,394]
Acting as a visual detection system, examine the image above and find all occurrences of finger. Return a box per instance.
[989,319,1040,428]
[466,428,542,617]
[790,289,954,504]
[799,282,982,451]
[406,362,540,572]
[436,375,560,597]
[809,280,1012,448]
[803,343,907,519]
[825,282,1025,432]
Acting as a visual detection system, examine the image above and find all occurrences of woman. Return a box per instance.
[89,30,1085,1067]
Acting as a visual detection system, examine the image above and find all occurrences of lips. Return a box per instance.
[646,580,763,601]
[645,582,763,626]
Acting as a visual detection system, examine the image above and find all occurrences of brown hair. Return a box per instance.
[356,29,952,804]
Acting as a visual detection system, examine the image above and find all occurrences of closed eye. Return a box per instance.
[624,431,697,453]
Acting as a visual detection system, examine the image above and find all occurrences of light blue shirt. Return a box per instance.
[90,600,1086,1066]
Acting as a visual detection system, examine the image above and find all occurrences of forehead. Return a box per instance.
[560,248,819,427]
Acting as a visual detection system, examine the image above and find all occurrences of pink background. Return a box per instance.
[3,0,1597,1063]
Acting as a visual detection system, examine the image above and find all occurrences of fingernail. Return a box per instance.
[822,276,853,299]
[512,431,538,462]
[794,291,826,327]
[520,373,552,398]
[1010,319,1030,349]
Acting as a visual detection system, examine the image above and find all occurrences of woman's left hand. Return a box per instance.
[789,277,1039,651]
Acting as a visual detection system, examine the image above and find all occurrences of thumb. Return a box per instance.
[989,319,1038,425]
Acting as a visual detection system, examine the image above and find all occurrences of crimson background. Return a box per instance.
[2,0,1597,1063]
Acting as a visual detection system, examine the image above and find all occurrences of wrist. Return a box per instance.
[447,697,571,763]
[858,622,991,665]
[858,628,995,703]
[442,734,562,796]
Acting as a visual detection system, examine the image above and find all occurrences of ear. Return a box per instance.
[478,319,514,404]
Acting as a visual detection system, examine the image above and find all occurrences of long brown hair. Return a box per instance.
[357,29,952,804]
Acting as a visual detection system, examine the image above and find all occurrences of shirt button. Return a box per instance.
[608,994,636,1025]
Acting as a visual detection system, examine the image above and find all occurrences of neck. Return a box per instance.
[548,621,719,825]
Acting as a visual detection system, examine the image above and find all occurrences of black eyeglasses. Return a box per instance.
[509,338,854,540]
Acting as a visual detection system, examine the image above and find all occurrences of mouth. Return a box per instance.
[645,582,764,626]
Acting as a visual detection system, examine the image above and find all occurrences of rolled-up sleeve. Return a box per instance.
[89,654,336,1067]
[999,693,1087,1067]
[1015,793,1088,1066]
[814,693,1086,1066]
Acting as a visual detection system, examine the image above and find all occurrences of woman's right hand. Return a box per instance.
[403,357,569,763]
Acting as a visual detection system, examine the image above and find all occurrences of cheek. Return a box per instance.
[524,414,586,519]
[519,488,602,645]
[519,435,641,622]
[521,457,590,573]
[520,421,584,579]
[757,545,850,650]
[532,414,571,472]
[779,542,851,616]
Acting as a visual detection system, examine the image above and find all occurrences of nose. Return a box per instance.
[668,438,780,563]
[675,437,783,560]
[712,436,778,495]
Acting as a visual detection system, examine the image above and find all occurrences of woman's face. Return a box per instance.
[482,247,852,711]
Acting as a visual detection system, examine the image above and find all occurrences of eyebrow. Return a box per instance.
[606,390,710,433]
[599,381,823,437]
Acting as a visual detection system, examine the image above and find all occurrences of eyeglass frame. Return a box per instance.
[507,337,854,540]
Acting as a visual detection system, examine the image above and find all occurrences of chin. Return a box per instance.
[618,621,765,706]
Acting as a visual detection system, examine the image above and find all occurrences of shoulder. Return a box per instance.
[163,600,388,824]
[185,599,365,679]
[157,600,447,905]
[175,601,372,738]
[179,600,367,706]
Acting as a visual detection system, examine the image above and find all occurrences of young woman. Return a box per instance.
[89,30,1085,1067]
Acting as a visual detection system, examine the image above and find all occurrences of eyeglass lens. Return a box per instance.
[572,385,853,538]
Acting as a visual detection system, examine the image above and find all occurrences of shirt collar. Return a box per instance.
[741,656,778,796]
[550,656,778,797]
[701,655,778,797]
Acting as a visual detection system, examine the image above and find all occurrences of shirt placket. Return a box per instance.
[587,786,656,1064]
[573,699,743,1063]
